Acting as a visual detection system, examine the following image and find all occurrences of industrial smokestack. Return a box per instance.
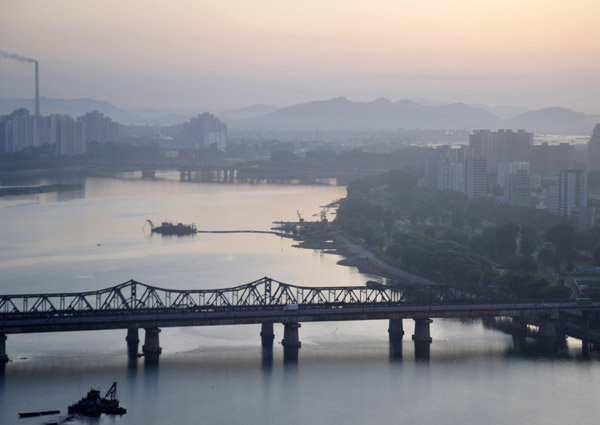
[0,49,39,116]
[35,61,40,117]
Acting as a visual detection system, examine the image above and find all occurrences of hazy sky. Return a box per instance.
[1,0,599,112]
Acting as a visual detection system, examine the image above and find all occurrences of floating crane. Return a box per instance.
[68,381,126,416]
[320,207,328,222]
[312,207,329,223]
[296,210,304,222]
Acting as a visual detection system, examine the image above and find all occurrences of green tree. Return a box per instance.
[545,223,577,259]
[270,150,298,163]
[576,226,600,251]
[505,254,538,273]
[495,223,519,258]
[519,225,537,256]
[539,247,560,271]
[469,227,496,257]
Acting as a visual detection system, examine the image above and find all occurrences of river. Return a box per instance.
[0,173,599,425]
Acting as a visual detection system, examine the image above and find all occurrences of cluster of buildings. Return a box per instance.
[425,129,533,202]
[1,109,230,155]
[183,113,227,150]
[425,124,600,228]
[0,109,119,155]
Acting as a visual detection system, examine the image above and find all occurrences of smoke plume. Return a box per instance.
[0,49,37,63]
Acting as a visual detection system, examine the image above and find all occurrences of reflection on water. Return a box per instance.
[1,176,600,424]
[413,341,431,361]
[389,338,403,362]
[261,347,274,370]
[0,333,598,425]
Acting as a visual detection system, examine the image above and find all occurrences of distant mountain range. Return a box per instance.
[1,96,598,135]
[506,107,599,135]
[240,97,500,131]
[236,97,599,135]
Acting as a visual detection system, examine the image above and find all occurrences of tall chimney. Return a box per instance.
[35,60,40,117]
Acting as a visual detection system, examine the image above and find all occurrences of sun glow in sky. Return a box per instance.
[1,0,599,111]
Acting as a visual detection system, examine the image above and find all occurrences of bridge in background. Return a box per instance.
[2,277,599,363]
[176,165,386,185]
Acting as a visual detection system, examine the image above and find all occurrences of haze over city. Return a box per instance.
[1,0,599,112]
[4,1,600,425]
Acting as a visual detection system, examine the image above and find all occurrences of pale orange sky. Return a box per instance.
[1,0,599,111]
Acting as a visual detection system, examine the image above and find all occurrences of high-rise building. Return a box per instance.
[504,169,531,206]
[498,129,532,163]
[83,111,119,144]
[5,113,37,152]
[531,142,574,177]
[469,130,499,173]
[424,145,471,193]
[469,129,532,174]
[464,157,487,200]
[547,170,588,216]
[497,161,529,188]
[572,207,596,230]
[183,113,227,149]
[57,116,86,155]
[438,161,463,192]
[588,124,600,172]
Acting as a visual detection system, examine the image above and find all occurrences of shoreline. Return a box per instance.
[0,183,84,197]
[312,231,435,284]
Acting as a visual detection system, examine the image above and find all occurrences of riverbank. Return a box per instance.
[0,183,84,197]
[331,232,435,284]
[293,230,434,284]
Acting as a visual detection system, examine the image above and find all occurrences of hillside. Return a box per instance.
[238,97,502,131]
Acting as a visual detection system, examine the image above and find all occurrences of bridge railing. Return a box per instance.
[0,277,525,318]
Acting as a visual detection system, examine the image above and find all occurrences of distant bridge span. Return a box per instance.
[1,277,598,362]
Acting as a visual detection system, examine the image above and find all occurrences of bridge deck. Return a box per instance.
[1,302,595,334]
[1,277,597,334]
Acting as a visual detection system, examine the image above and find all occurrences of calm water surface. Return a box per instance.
[1,174,599,425]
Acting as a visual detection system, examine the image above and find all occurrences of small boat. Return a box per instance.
[68,382,126,417]
[146,219,197,235]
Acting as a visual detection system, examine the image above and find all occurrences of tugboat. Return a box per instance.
[68,382,126,417]
[146,219,197,236]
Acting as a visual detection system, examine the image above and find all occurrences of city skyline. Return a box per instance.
[1,0,599,113]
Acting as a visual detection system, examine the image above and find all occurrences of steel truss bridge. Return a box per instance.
[1,277,597,334]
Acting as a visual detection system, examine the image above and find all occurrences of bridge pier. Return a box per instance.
[388,319,404,361]
[180,170,191,181]
[0,334,8,363]
[388,319,405,340]
[142,328,162,359]
[260,323,275,348]
[583,339,593,357]
[412,318,433,343]
[126,327,140,357]
[282,322,301,362]
[511,315,528,336]
[537,317,558,340]
[581,311,590,329]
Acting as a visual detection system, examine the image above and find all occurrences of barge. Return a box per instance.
[146,219,197,235]
[68,382,126,417]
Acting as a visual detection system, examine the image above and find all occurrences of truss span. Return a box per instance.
[0,277,517,316]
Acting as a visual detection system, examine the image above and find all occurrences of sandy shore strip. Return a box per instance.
[331,232,435,285]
